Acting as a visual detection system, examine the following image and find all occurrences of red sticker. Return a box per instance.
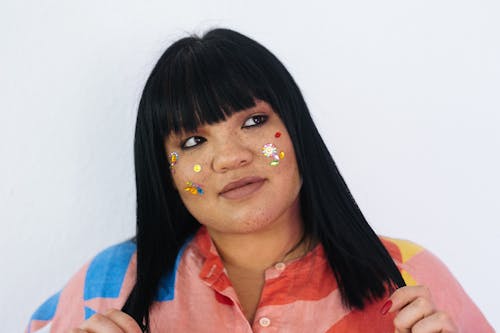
[275,131,281,138]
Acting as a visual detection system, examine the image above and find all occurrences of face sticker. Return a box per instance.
[184,181,204,195]
[193,164,202,173]
[262,143,284,167]
[262,143,277,157]
[168,152,179,172]
[274,131,282,138]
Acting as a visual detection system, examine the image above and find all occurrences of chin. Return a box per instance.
[231,214,281,234]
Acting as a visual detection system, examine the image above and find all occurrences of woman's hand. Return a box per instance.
[69,309,143,333]
[381,285,458,333]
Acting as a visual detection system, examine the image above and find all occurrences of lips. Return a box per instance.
[219,176,266,200]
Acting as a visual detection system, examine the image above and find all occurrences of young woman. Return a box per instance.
[27,28,492,333]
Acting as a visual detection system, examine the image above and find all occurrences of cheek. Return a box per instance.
[173,161,214,224]
[172,156,211,196]
[258,132,291,168]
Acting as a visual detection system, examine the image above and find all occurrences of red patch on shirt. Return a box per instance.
[380,237,403,263]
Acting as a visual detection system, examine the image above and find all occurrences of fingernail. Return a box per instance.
[380,300,392,315]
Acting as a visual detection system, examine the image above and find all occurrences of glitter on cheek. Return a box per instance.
[168,152,179,171]
[193,164,202,173]
[261,143,284,167]
[184,181,204,195]
[262,143,278,157]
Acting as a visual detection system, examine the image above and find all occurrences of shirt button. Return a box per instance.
[259,317,271,327]
[274,262,286,271]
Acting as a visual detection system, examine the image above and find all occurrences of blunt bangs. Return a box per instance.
[156,31,282,137]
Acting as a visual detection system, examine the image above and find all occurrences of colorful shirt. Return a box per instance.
[27,227,493,332]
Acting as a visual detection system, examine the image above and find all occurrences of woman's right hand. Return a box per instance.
[69,309,143,333]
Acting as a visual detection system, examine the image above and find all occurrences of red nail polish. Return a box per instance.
[380,300,392,315]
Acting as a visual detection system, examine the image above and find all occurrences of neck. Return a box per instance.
[207,199,307,272]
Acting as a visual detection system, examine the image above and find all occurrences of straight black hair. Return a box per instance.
[123,28,405,330]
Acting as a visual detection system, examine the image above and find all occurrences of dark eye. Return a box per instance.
[182,136,206,149]
[243,115,268,128]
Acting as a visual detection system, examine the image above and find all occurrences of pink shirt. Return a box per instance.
[27,226,493,332]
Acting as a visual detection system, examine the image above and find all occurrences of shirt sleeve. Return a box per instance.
[388,238,494,333]
[25,240,137,333]
[25,263,87,333]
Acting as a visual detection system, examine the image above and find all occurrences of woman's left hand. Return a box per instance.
[382,285,458,333]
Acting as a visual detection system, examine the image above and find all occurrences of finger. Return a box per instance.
[69,329,88,333]
[103,309,143,333]
[79,312,126,333]
[393,296,435,332]
[410,311,458,333]
[388,285,433,313]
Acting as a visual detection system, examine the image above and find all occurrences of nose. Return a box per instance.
[211,139,253,173]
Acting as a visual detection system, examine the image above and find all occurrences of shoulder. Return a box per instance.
[27,240,137,333]
[83,240,137,299]
[379,236,425,267]
[379,236,445,286]
[379,236,494,331]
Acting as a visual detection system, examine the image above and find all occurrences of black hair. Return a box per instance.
[123,28,405,330]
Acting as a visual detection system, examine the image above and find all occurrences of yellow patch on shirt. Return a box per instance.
[401,269,418,286]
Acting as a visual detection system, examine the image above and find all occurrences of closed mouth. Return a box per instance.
[219,177,266,200]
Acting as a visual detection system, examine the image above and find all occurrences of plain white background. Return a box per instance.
[1,1,498,331]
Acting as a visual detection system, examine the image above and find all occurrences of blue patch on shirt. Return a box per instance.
[84,241,136,300]
[84,306,97,319]
[31,291,61,321]
[155,236,194,301]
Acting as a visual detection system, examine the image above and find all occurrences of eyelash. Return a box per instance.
[242,114,268,128]
[182,136,206,149]
[181,114,269,149]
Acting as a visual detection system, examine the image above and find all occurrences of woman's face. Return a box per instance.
[164,100,303,235]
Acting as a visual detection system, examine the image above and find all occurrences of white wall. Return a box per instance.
[1,1,498,331]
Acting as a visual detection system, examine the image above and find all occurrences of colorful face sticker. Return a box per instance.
[168,152,179,172]
[262,143,285,166]
[193,164,202,173]
[262,143,277,158]
[184,181,204,195]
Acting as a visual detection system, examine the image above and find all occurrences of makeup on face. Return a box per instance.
[171,119,286,198]
[169,152,179,172]
[261,142,285,166]
[184,181,204,195]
